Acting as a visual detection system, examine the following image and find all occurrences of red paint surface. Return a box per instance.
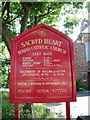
[66,102,70,120]
[15,104,20,120]
[10,24,76,103]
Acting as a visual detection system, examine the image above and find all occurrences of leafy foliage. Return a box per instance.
[86,2,90,12]
[0,42,10,88]
[2,90,14,119]
[63,17,80,35]
[2,2,84,39]
[76,79,86,91]
[34,104,54,118]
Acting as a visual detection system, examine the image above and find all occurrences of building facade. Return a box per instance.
[74,18,90,90]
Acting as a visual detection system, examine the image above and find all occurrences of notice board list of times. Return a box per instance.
[16,51,68,95]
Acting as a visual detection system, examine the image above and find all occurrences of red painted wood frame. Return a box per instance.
[10,24,76,103]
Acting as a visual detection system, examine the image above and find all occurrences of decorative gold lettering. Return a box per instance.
[18,47,31,54]
[20,70,35,73]
[44,39,62,46]
[50,46,67,54]
[32,52,42,56]
[43,52,52,55]
[18,89,31,93]
[18,82,67,86]
[21,39,43,47]
[36,89,67,93]
[31,45,49,50]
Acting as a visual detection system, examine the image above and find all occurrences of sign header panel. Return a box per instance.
[10,24,76,103]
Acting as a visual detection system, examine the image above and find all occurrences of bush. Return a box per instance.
[2,90,14,119]
[20,103,54,119]
[76,79,86,91]
[34,104,54,118]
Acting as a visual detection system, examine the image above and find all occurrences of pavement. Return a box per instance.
[46,91,90,119]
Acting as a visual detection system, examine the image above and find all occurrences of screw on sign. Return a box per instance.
[10,24,76,120]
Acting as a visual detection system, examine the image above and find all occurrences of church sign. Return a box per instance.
[10,24,76,103]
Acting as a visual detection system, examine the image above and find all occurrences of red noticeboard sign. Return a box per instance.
[10,24,76,103]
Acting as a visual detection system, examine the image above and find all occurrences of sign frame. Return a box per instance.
[10,24,76,103]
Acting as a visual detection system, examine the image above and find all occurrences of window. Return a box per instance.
[85,41,90,61]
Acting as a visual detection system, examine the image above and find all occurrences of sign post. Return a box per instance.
[66,102,70,120]
[10,24,76,119]
[15,104,20,120]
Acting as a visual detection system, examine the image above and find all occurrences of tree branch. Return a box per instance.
[2,2,10,23]
[20,3,29,33]
[0,18,2,35]
[34,16,38,26]
[20,2,36,33]
[21,2,29,11]
[21,12,29,33]
[21,2,36,11]
[7,9,23,24]
[5,2,10,23]
[2,2,8,17]
[34,7,52,26]
[38,8,51,18]
[2,20,11,53]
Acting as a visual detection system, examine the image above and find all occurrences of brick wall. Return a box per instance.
[88,61,90,90]
[74,41,88,82]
